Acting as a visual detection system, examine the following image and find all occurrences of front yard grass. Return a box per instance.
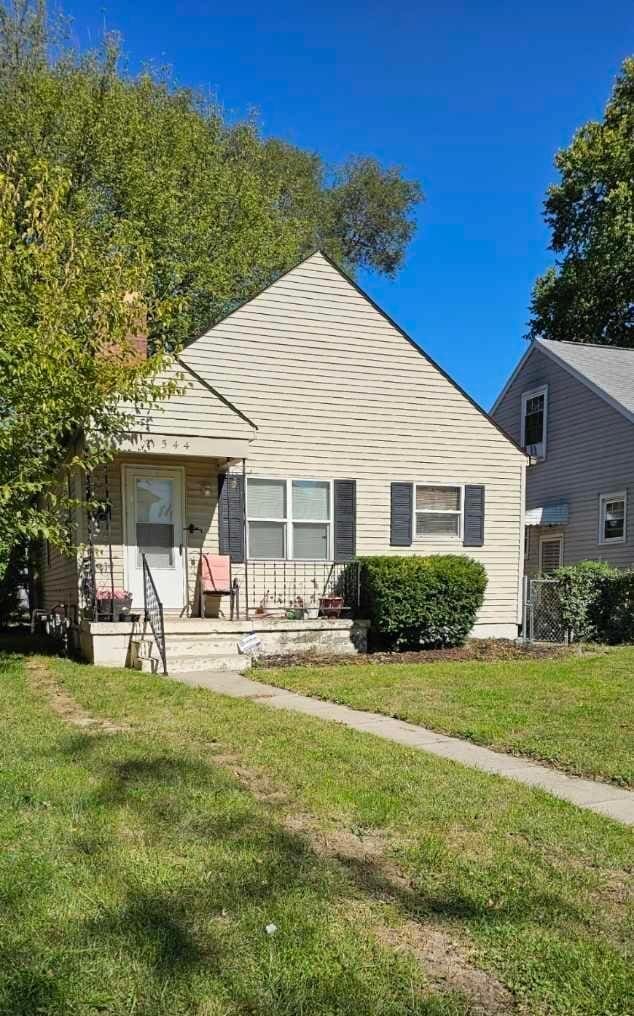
[1,647,633,1015]
[259,646,634,786]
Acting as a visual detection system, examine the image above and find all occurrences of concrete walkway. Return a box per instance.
[174,669,634,827]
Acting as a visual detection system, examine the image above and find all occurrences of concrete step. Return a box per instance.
[135,652,250,675]
[169,653,251,674]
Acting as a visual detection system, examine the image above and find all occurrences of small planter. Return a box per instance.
[319,596,344,618]
[96,589,132,621]
[305,606,320,619]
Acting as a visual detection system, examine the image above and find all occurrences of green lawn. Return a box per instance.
[259,647,634,786]
[0,648,633,1015]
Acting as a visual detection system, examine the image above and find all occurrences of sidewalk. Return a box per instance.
[173,669,634,826]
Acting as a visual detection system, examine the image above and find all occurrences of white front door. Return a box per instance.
[124,466,185,609]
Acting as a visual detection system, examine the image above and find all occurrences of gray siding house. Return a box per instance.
[493,339,634,574]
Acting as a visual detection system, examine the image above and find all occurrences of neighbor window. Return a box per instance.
[521,385,548,459]
[539,535,563,573]
[599,491,626,545]
[415,485,462,538]
[247,478,331,559]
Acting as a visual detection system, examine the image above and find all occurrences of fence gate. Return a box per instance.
[523,577,567,643]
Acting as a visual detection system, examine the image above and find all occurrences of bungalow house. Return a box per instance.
[492,339,634,575]
[40,252,526,671]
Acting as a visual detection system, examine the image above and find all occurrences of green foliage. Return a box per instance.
[552,560,617,642]
[528,57,634,345]
[0,153,174,571]
[594,571,634,644]
[0,2,422,350]
[360,555,487,650]
[0,0,421,571]
[0,540,27,623]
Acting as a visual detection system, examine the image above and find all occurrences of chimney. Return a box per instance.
[98,292,148,364]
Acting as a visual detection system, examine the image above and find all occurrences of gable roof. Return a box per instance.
[122,358,257,440]
[184,249,525,456]
[492,338,634,426]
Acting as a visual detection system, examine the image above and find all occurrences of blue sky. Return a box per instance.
[64,1,634,408]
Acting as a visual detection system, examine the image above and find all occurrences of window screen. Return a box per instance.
[415,485,461,538]
[601,496,625,542]
[416,486,461,512]
[292,480,330,520]
[524,394,544,446]
[540,538,562,573]
[248,479,286,519]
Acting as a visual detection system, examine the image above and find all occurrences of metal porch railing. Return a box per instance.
[245,559,361,617]
[142,553,167,674]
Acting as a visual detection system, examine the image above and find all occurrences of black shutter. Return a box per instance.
[334,480,356,560]
[390,482,413,546]
[463,485,485,547]
[217,473,245,562]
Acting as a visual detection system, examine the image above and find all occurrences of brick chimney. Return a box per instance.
[98,292,148,364]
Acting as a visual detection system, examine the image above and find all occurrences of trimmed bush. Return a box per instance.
[594,571,634,644]
[360,555,487,650]
[552,560,617,642]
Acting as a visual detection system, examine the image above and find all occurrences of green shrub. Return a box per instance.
[552,560,617,642]
[594,570,634,644]
[360,555,487,650]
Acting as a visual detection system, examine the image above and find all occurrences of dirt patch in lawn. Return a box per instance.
[254,638,582,671]
[372,916,515,1014]
[207,748,515,1012]
[26,659,129,734]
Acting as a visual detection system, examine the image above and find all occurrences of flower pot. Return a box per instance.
[305,606,320,619]
[319,596,344,618]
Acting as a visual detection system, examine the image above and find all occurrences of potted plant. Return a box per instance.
[286,596,305,620]
[319,595,344,618]
[96,588,132,621]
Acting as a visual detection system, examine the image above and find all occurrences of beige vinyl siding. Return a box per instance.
[39,541,79,611]
[120,361,254,441]
[182,253,525,629]
[88,456,222,610]
[494,347,634,569]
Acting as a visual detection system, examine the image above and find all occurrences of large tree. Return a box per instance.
[0,0,421,570]
[0,154,173,571]
[527,58,634,345]
[0,1,421,350]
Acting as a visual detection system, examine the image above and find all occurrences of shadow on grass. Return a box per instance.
[1,718,602,1015]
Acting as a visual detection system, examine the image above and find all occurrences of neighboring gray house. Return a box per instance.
[492,338,634,575]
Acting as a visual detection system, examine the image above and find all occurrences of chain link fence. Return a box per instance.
[523,577,567,643]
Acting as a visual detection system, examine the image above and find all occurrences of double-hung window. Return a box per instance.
[247,478,331,559]
[599,491,626,545]
[415,485,462,538]
[521,385,548,459]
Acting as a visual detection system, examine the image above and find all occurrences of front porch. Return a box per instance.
[80,614,369,673]
[78,456,365,673]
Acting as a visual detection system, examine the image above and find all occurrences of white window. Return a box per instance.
[415,485,462,539]
[247,478,331,559]
[539,534,563,573]
[599,491,627,545]
[521,385,548,460]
